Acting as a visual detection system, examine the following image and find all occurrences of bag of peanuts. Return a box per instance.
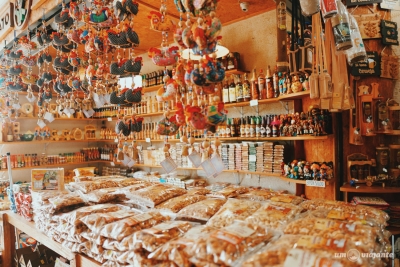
[270,194,305,205]
[156,194,207,213]
[240,234,370,267]
[176,198,227,222]
[207,198,261,228]
[235,188,279,201]
[245,201,303,230]
[206,184,249,198]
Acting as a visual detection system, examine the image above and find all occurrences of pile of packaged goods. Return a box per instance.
[30,176,392,267]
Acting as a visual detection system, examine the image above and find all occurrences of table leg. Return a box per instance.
[2,213,16,266]
[343,192,348,202]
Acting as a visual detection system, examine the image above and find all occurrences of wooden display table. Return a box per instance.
[1,212,101,267]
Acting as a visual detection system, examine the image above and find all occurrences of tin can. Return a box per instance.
[321,0,337,18]
[331,15,352,51]
[376,145,389,174]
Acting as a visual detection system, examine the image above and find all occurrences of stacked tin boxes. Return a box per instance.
[241,143,249,171]
[248,143,257,172]
[263,142,274,173]
[235,144,242,170]
[256,142,264,172]
[221,143,229,169]
[273,144,285,174]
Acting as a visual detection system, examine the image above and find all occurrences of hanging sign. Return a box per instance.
[13,0,32,30]
[353,14,382,39]
[381,20,399,45]
[351,51,381,76]
[0,3,14,40]
[381,0,400,10]
[346,0,382,6]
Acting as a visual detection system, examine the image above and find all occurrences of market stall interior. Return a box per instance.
[0,0,399,266]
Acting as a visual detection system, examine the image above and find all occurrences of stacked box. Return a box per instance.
[221,144,229,169]
[241,143,249,171]
[235,144,242,170]
[228,144,235,170]
[263,142,274,173]
[256,142,264,172]
[249,142,257,172]
[273,144,285,174]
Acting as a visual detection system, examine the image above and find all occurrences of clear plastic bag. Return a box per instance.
[47,192,85,213]
[283,217,387,254]
[124,184,187,208]
[245,202,303,229]
[156,194,206,212]
[207,185,249,198]
[99,211,169,241]
[241,234,368,267]
[176,198,227,222]
[80,188,126,203]
[186,188,211,195]
[235,189,278,201]
[207,199,261,228]
[270,194,305,205]
[69,180,120,193]
[80,209,142,233]
[148,226,215,267]
[188,221,275,266]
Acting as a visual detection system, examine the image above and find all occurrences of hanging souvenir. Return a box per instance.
[331,1,352,52]
[148,46,179,66]
[345,14,367,65]
[299,0,320,16]
[381,20,399,45]
[353,13,382,39]
[156,76,178,102]
[148,11,175,32]
[206,96,227,126]
[351,51,381,76]
[156,117,179,136]
[18,36,37,50]
[125,87,142,103]
[124,57,142,74]
[380,53,399,79]
[320,0,337,19]
[186,105,208,130]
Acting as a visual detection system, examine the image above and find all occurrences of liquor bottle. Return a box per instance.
[228,75,237,103]
[245,117,250,137]
[7,124,13,142]
[222,79,230,103]
[273,70,279,97]
[226,119,231,137]
[260,116,266,137]
[266,66,274,99]
[251,69,259,100]
[230,118,236,137]
[235,75,244,103]
[255,116,261,137]
[240,117,245,137]
[250,117,256,137]
[242,73,251,102]
[258,69,266,100]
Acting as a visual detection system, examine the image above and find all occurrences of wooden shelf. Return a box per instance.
[225,69,249,75]
[224,91,310,108]
[0,139,108,145]
[387,226,400,236]
[142,84,161,93]
[279,176,307,184]
[340,183,400,193]
[1,160,110,171]
[13,117,96,121]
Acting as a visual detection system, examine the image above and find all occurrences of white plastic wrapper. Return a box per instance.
[345,14,367,65]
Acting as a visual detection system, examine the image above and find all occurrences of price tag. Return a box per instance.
[201,159,216,177]
[122,154,131,165]
[188,151,202,168]
[146,138,151,143]
[250,99,258,106]
[83,109,95,118]
[104,93,111,104]
[93,93,100,102]
[37,119,46,129]
[249,155,257,162]
[211,155,225,178]
[127,159,135,167]
[160,157,178,174]
[69,108,75,115]
[63,107,71,116]
[110,162,115,166]
[114,138,119,143]
[12,103,21,109]
[44,112,55,123]
[306,180,326,188]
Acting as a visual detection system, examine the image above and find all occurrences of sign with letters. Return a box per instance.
[351,51,381,77]
[0,3,14,40]
[346,0,382,6]
[381,20,399,45]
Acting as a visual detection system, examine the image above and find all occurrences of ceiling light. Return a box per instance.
[180,45,230,60]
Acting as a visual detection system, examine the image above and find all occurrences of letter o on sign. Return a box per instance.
[5,13,9,25]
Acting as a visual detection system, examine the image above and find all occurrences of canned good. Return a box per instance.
[331,15,352,51]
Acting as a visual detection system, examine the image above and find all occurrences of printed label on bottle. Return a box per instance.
[243,84,250,98]
[333,21,351,48]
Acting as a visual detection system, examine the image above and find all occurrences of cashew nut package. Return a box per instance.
[240,234,369,267]
[206,184,249,198]
[156,194,207,213]
[269,194,305,205]
[245,201,303,229]
[176,198,227,222]
[235,189,279,201]
[206,198,261,228]
[123,183,187,208]
[188,221,275,266]
[69,180,121,193]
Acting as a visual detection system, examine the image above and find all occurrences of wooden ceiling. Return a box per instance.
[130,0,277,54]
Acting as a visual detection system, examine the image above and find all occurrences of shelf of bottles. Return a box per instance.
[0,145,117,171]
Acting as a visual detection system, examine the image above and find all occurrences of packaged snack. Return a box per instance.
[80,209,142,233]
[283,217,386,253]
[47,193,85,214]
[246,202,303,229]
[69,180,120,193]
[117,182,154,195]
[148,226,215,267]
[99,211,169,241]
[205,182,231,192]
[176,198,227,222]
[207,185,249,198]
[241,235,367,267]
[207,199,261,228]
[116,178,146,188]
[156,194,206,212]
[303,209,380,227]
[270,194,305,205]
[300,199,389,227]
[186,188,211,195]
[80,188,127,203]
[73,176,94,182]
[119,221,193,252]
[188,221,275,266]
[73,167,96,177]
[235,189,278,201]
[124,184,187,208]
